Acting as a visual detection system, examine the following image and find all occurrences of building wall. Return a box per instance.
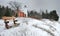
[18,11,26,17]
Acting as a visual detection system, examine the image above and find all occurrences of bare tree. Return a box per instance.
[9,1,22,17]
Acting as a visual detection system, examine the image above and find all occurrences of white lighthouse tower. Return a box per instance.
[22,5,28,17]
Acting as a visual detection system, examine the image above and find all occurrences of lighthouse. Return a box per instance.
[22,5,28,17]
[18,5,28,17]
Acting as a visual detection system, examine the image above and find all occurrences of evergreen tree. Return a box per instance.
[45,10,49,19]
[4,6,12,17]
[42,11,45,18]
[27,11,30,17]
[0,5,15,19]
[50,10,59,21]
[0,6,5,18]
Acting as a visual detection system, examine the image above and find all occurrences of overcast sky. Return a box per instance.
[0,0,60,16]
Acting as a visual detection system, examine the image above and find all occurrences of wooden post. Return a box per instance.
[13,19,18,26]
[4,19,10,29]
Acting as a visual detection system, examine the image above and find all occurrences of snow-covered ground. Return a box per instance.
[0,17,60,36]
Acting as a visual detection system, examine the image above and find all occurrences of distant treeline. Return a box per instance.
[28,10,59,21]
[0,5,14,19]
[0,5,59,21]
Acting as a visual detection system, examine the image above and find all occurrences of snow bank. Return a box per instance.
[0,17,60,36]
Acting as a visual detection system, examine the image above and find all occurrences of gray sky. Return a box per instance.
[0,0,60,16]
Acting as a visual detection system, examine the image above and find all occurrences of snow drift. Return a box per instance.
[0,17,60,36]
